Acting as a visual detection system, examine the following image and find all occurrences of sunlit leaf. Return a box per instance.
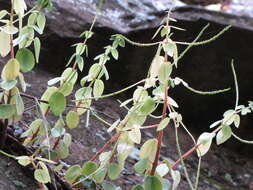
[34,37,41,63]
[197,132,215,157]
[158,62,172,84]
[134,158,149,174]
[66,111,79,129]
[140,139,157,162]
[49,91,66,116]
[37,13,46,32]
[156,163,169,177]
[171,170,181,190]
[0,31,10,57]
[1,58,20,80]
[157,117,170,131]
[140,97,156,115]
[0,80,17,90]
[128,125,141,144]
[93,79,104,98]
[216,125,232,145]
[16,156,31,166]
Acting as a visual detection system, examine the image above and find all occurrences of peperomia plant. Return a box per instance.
[0,0,252,190]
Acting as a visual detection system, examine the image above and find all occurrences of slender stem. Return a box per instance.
[174,126,195,190]
[90,110,112,127]
[74,79,146,101]
[172,144,200,169]
[178,24,209,61]
[185,85,230,95]
[89,132,121,161]
[232,132,253,144]
[231,60,239,109]
[195,157,202,189]
[0,150,16,159]
[174,25,231,46]
[150,57,169,176]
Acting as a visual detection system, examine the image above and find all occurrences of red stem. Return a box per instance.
[171,143,200,169]
[150,57,169,175]
[90,132,121,161]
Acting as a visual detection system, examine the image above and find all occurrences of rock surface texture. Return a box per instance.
[23,0,253,36]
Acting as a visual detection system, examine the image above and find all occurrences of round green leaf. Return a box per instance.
[49,91,66,116]
[93,168,107,183]
[140,97,156,115]
[81,161,97,176]
[66,111,79,129]
[157,117,170,131]
[0,31,10,57]
[16,48,35,72]
[134,158,149,174]
[2,58,20,80]
[65,165,81,182]
[40,87,58,115]
[102,181,116,190]
[140,139,157,162]
[158,62,172,84]
[34,168,51,184]
[108,163,121,180]
[144,176,162,190]
[0,80,17,90]
[0,104,15,119]
[93,79,104,98]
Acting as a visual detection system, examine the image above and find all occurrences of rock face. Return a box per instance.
[22,0,253,37]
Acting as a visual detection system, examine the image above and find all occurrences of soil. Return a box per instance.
[0,64,253,190]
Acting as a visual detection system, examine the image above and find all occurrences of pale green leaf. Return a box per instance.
[140,97,156,115]
[66,111,79,129]
[0,80,17,90]
[157,117,170,131]
[197,132,215,157]
[1,58,20,80]
[171,170,181,190]
[158,62,172,84]
[34,37,41,63]
[156,163,169,177]
[34,167,51,184]
[93,79,104,98]
[216,125,232,145]
[134,158,149,174]
[16,156,31,166]
[140,139,157,162]
[49,91,66,116]
[129,125,141,144]
[37,13,46,32]
[0,31,10,57]
[233,114,240,128]
[81,161,97,176]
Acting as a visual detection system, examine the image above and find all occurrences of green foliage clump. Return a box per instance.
[0,1,252,190]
